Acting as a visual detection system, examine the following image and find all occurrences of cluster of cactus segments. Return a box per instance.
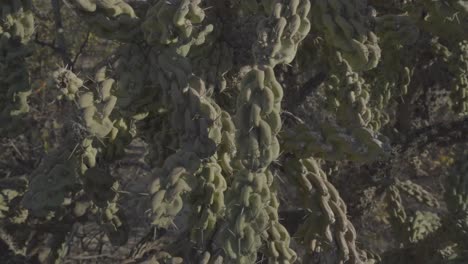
[286,157,364,264]
[218,1,315,263]
[445,149,468,243]
[70,0,140,41]
[0,177,29,224]
[0,0,34,135]
[2,0,468,263]
[311,0,381,72]
[450,41,468,114]
[145,0,225,232]
[384,178,442,245]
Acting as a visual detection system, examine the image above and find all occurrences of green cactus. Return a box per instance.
[396,179,440,208]
[70,0,140,41]
[0,177,28,224]
[286,157,363,263]
[445,149,468,244]
[450,40,468,114]
[0,0,34,136]
[311,0,381,72]
[3,0,468,263]
[407,211,441,243]
[219,1,314,262]
[21,150,80,218]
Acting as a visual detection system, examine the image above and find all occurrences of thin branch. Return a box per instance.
[34,32,57,50]
[71,31,90,67]
[51,0,72,66]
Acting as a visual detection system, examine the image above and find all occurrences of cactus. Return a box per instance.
[143,0,228,232]
[2,0,468,263]
[282,50,392,163]
[21,150,80,218]
[0,0,34,136]
[311,0,381,72]
[70,0,140,41]
[219,1,313,262]
[396,179,440,208]
[407,211,441,243]
[445,149,468,244]
[0,177,29,224]
[286,157,363,263]
[189,39,234,93]
[450,40,468,114]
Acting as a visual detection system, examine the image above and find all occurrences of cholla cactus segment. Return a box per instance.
[365,14,415,132]
[359,249,381,264]
[150,151,201,227]
[220,1,312,262]
[385,184,412,243]
[450,40,468,114]
[416,0,468,26]
[236,67,282,170]
[189,40,233,93]
[264,194,298,264]
[190,161,227,247]
[101,202,129,246]
[253,0,311,67]
[82,167,119,208]
[51,68,84,101]
[407,211,441,243]
[77,82,116,138]
[367,66,411,132]
[22,67,127,219]
[389,0,467,58]
[0,177,29,224]
[385,184,407,226]
[436,243,468,263]
[283,120,388,162]
[149,60,229,227]
[102,118,136,161]
[375,14,420,47]
[311,0,381,71]
[324,53,374,129]
[286,157,362,264]
[396,179,440,208]
[21,151,80,218]
[198,251,224,264]
[453,0,468,13]
[445,149,468,237]
[142,0,213,55]
[114,44,155,115]
[221,169,284,263]
[429,38,468,115]
[52,67,118,139]
[0,0,34,125]
[287,53,390,162]
[0,0,34,42]
[83,167,129,246]
[148,251,184,264]
[52,66,124,173]
[218,110,237,176]
[70,0,140,41]
[156,50,224,158]
[146,0,231,230]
